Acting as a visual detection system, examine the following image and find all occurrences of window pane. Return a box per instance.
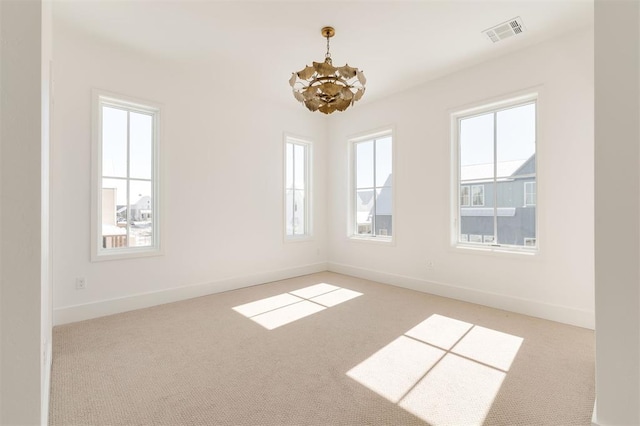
[356,141,374,189]
[355,189,374,235]
[459,113,494,244]
[285,189,294,236]
[101,178,127,249]
[460,182,494,244]
[102,106,128,178]
[497,196,536,246]
[294,144,305,189]
[460,112,494,168]
[293,189,305,235]
[129,180,152,247]
[375,137,393,187]
[285,143,293,189]
[375,187,392,236]
[130,112,153,179]
[497,103,536,169]
[495,103,536,246]
[285,140,311,239]
[496,178,536,246]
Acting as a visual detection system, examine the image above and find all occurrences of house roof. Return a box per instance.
[461,159,526,182]
[461,153,537,182]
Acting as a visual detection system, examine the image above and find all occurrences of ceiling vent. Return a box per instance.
[482,17,525,43]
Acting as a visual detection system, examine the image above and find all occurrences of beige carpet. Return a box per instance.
[50,272,595,425]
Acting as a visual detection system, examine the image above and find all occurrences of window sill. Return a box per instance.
[284,235,314,243]
[92,247,163,262]
[349,235,394,245]
[452,243,538,259]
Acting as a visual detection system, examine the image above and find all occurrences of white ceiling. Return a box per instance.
[53,0,593,106]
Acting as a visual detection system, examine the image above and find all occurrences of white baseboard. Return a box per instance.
[54,260,595,329]
[41,340,52,426]
[54,262,328,325]
[328,261,595,329]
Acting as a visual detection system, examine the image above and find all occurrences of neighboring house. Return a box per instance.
[102,191,152,249]
[130,195,152,222]
[357,174,393,236]
[101,187,127,248]
[115,195,153,223]
[460,154,536,246]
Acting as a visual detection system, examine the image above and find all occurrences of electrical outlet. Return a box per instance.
[75,277,86,290]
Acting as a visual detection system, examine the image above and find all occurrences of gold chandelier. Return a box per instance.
[289,27,366,114]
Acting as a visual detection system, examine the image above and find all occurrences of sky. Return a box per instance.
[102,106,153,205]
[460,102,536,167]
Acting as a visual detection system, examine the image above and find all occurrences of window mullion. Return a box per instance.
[493,112,498,245]
[372,140,377,237]
[292,143,296,234]
[304,144,308,235]
[126,111,132,247]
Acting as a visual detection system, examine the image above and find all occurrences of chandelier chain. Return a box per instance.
[325,35,331,60]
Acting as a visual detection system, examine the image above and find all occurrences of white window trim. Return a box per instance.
[283,134,313,242]
[524,181,536,206]
[91,89,163,261]
[348,126,395,244]
[450,91,539,254]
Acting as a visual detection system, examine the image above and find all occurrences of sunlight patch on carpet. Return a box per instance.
[399,353,506,425]
[347,314,523,426]
[232,293,303,318]
[233,283,363,330]
[346,336,444,403]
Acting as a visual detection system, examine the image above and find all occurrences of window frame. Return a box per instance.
[451,92,538,254]
[348,127,395,243]
[283,134,313,241]
[91,89,162,261]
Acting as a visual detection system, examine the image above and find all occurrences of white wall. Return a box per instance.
[594,1,640,424]
[328,29,595,329]
[41,2,53,424]
[0,0,52,424]
[52,21,328,324]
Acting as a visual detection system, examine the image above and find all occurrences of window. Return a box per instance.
[352,131,393,239]
[460,186,470,206]
[462,185,485,207]
[454,95,537,250]
[92,91,160,260]
[471,185,485,206]
[524,181,536,206]
[469,234,483,243]
[285,137,311,238]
